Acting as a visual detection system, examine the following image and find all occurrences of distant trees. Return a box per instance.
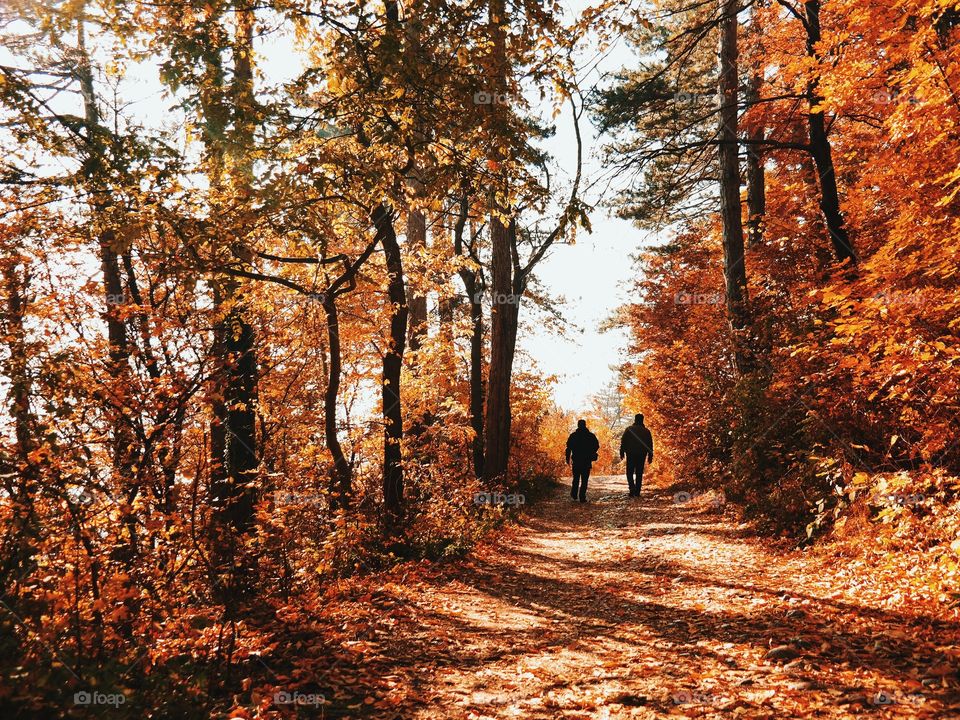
[600,0,960,529]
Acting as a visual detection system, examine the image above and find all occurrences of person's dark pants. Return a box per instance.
[626,454,646,497]
[571,464,591,501]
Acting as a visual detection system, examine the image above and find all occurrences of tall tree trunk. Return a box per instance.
[453,195,485,478]
[222,0,259,506]
[803,0,857,264]
[482,0,515,481]
[406,207,428,350]
[374,204,408,527]
[468,290,485,477]
[0,256,39,587]
[436,213,456,332]
[404,0,428,351]
[221,309,258,534]
[209,292,260,599]
[199,45,230,511]
[76,18,141,559]
[718,0,752,376]
[745,144,765,248]
[209,286,228,510]
[322,296,352,506]
[208,0,261,601]
[484,218,518,481]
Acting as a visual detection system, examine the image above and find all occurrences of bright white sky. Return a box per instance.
[519,217,647,414]
[519,8,652,414]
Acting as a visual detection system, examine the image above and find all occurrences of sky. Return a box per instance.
[517,11,652,414]
[518,129,649,412]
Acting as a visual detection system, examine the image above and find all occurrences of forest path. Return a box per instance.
[332,475,959,718]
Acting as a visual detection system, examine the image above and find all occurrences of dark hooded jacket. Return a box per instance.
[620,422,654,462]
[566,427,600,468]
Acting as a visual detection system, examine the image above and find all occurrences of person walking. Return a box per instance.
[619,413,654,497]
[565,420,600,503]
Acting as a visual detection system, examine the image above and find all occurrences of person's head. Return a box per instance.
[635,413,644,425]
[577,419,587,430]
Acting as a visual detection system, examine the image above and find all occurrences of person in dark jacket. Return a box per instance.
[565,420,600,502]
[619,413,654,497]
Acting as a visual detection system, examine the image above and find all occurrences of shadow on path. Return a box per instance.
[365,475,960,718]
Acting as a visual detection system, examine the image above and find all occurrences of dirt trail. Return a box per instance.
[338,476,960,718]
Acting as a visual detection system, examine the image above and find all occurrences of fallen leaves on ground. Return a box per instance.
[271,476,960,718]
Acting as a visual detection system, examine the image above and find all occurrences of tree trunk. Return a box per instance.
[436,212,456,332]
[0,257,39,587]
[222,309,258,534]
[207,0,261,602]
[453,195,485,478]
[403,0,428,351]
[200,46,230,512]
[322,295,352,506]
[406,208,428,350]
[482,0,516,481]
[468,284,486,479]
[745,144,765,249]
[483,219,523,481]
[209,294,260,599]
[718,0,752,376]
[209,286,228,508]
[223,1,259,508]
[374,204,408,527]
[803,0,857,264]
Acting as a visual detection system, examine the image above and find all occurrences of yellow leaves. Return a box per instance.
[935,158,960,204]
[819,286,850,305]
[104,61,124,79]
[326,69,347,96]
[851,472,871,488]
